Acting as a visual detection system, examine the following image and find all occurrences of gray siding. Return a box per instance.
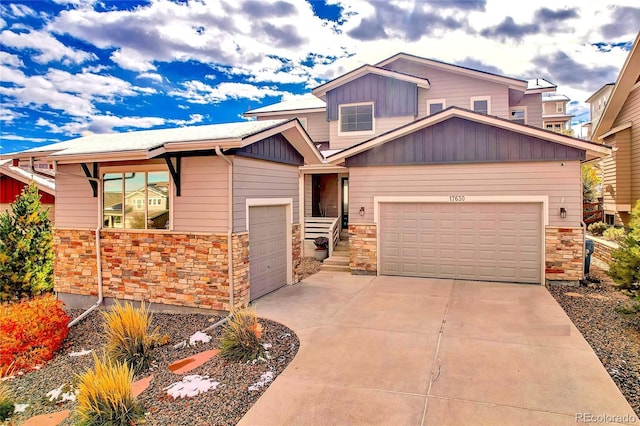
[346,117,585,167]
[512,93,543,128]
[233,133,304,166]
[349,161,582,227]
[55,163,98,229]
[327,74,417,120]
[329,115,415,150]
[257,112,328,143]
[233,157,299,232]
[173,156,229,233]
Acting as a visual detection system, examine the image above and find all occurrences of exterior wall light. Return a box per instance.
[359,206,365,216]
[560,207,567,219]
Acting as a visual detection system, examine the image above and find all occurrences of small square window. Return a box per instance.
[427,99,446,116]
[470,96,491,115]
[605,214,615,226]
[510,107,526,124]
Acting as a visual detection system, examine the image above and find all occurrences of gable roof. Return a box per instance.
[243,95,326,117]
[311,65,430,100]
[376,52,533,92]
[13,119,324,165]
[585,83,615,103]
[592,31,640,141]
[0,159,55,195]
[327,107,611,164]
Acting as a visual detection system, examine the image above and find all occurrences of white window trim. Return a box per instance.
[245,198,293,285]
[337,101,375,136]
[556,102,564,113]
[509,106,528,124]
[470,96,491,115]
[427,98,446,115]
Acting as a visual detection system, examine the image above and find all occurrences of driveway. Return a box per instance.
[239,272,637,425]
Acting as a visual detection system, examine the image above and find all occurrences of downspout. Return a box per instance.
[63,160,103,327]
[215,146,235,311]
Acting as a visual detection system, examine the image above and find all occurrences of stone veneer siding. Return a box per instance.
[587,235,618,270]
[292,223,302,283]
[545,227,584,284]
[349,224,377,275]
[54,228,251,312]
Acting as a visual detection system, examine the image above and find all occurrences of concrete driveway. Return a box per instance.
[239,271,638,425]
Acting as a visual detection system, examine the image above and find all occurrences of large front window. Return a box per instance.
[339,103,374,134]
[103,171,170,230]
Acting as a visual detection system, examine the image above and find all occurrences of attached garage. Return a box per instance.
[248,205,288,301]
[379,202,542,284]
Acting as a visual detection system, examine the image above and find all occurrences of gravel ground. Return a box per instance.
[5,308,299,425]
[549,266,640,416]
[298,256,322,280]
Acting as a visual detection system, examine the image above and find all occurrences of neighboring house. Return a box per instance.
[541,92,573,134]
[585,83,615,139]
[8,52,612,313]
[590,32,640,227]
[0,159,55,221]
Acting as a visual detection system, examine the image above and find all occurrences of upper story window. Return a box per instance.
[509,106,527,125]
[338,102,374,135]
[427,99,446,115]
[103,170,171,230]
[470,96,491,115]
[556,102,564,113]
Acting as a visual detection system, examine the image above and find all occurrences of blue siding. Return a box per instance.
[345,117,585,166]
[234,133,304,166]
[326,74,417,121]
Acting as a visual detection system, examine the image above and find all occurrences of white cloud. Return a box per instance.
[38,114,166,135]
[168,114,205,126]
[0,28,96,65]
[1,133,52,143]
[9,4,37,18]
[0,107,26,123]
[137,72,164,83]
[110,48,156,72]
[169,81,286,104]
[0,51,24,68]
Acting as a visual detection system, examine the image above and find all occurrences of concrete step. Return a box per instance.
[321,264,351,272]
[323,256,349,267]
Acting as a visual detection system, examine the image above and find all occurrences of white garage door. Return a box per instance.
[249,205,287,301]
[380,203,541,284]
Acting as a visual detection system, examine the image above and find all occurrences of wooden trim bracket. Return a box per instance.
[80,162,98,197]
[164,154,181,196]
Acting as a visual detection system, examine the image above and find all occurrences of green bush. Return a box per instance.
[220,307,265,362]
[588,221,609,236]
[608,200,640,289]
[603,226,627,242]
[0,183,53,301]
[0,380,13,422]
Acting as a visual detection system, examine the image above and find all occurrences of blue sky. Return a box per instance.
[1,0,639,153]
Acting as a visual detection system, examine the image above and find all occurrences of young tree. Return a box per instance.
[0,183,54,301]
[582,163,602,203]
[608,200,640,289]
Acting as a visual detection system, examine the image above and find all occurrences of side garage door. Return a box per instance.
[380,203,541,284]
[249,205,287,300]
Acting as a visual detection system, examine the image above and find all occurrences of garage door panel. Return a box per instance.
[380,202,541,284]
[249,205,287,301]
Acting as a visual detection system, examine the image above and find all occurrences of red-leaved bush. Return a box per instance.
[0,294,69,375]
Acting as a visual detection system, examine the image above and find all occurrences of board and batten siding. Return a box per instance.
[55,163,98,229]
[257,111,329,143]
[232,157,299,233]
[386,59,510,120]
[349,161,582,227]
[611,84,640,203]
[329,115,415,150]
[172,156,229,233]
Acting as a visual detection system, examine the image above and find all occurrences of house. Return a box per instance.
[585,83,615,139]
[541,92,573,134]
[247,53,609,286]
[0,159,55,221]
[590,32,640,226]
[9,52,612,313]
[10,119,323,311]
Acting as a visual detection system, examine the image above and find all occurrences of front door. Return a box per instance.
[341,177,349,229]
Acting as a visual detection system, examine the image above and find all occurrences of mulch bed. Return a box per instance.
[5,308,299,425]
[549,266,640,416]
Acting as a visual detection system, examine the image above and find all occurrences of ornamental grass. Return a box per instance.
[75,353,142,426]
[102,301,159,375]
[219,307,265,362]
